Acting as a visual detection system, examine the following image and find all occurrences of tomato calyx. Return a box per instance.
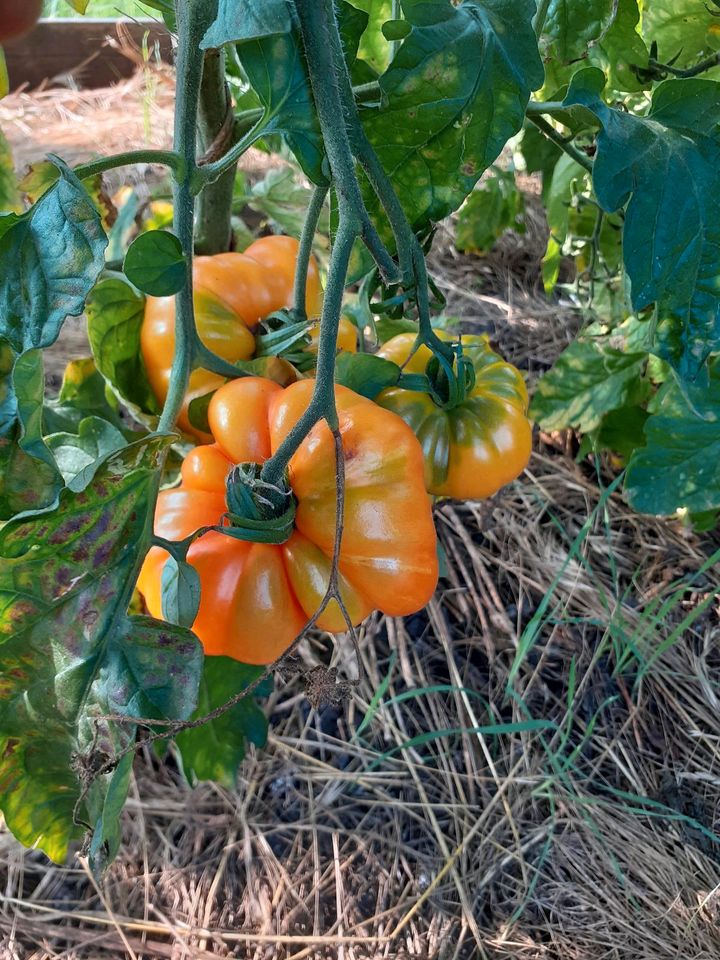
[255,309,315,373]
[403,339,476,410]
[224,463,296,545]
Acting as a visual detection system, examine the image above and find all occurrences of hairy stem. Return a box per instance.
[195,48,235,254]
[158,0,216,433]
[293,182,329,321]
[647,50,720,78]
[260,218,357,488]
[533,0,552,37]
[73,149,183,180]
[528,114,594,175]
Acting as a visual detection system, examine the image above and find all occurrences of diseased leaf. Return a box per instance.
[348,0,392,73]
[245,167,329,239]
[176,657,271,788]
[360,0,543,233]
[0,438,203,864]
[530,339,647,432]
[86,278,161,423]
[43,358,124,435]
[0,157,107,354]
[563,69,720,382]
[46,416,127,492]
[0,344,62,520]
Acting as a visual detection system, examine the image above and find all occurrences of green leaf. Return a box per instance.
[86,278,161,422]
[540,0,647,94]
[88,752,133,874]
[0,437,203,863]
[0,344,63,520]
[530,339,647,432]
[563,68,720,382]
[65,0,90,11]
[246,167,329,239]
[0,48,8,100]
[201,0,292,48]
[455,168,525,255]
[594,403,649,461]
[46,416,127,492]
[625,381,720,515]
[161,556,202,629]
[44,357,123,435]
[334,351,401,399]
[372,316,419,343]
[641,0,720,68]
[0,129,20,213]
[175,657,271,788]
[348,0,392,73]
[123,230,186,298]
[0,157,107,354]
[382,19,411,40]
[360,0,543,232]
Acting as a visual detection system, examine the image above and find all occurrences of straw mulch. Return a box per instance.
[2,69,720,960]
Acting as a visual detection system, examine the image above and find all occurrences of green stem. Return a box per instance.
[293,182,329,321]
[528,114,594,175]
[318,0,451,361]
[73,149,183,181]
[193,115,266,191]
[158,0,215,433]
[647,51,720,78]
[533,0,552,37]
[525,100,568,116]
[294,0,399,284]
[195,48,235,254]
[261,214,356,488]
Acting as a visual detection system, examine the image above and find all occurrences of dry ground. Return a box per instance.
[2,65,720,960]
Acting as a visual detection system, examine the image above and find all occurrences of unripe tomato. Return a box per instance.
[377,331,531,499]
[0,0,42,42]
[140,235,322,435]
[138,377,438,664]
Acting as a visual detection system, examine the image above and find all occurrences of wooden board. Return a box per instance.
[3,18,173,90]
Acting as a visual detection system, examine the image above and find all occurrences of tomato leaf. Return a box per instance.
[455,168,525,255]
[86,278,161,422]
[0,157,107,355]
[44,358,124,435]
[201,0,292,47]
[541,0,647,93]
[349,0,392,73]
[64,0,90,12]
[530,339,648,433]
[640,0,720,69]
[361,0,543,233]
[625,378,720,515]
[46,417,127,492]
[334,351,401,399]
[563,69,720,383]
[0,344,63,520]
[175,657,271,789]
[0,129,19,213]
[0,437,203,864]
[161,556,202,629]
[123,230,186,298]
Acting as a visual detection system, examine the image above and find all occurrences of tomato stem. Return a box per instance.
[158,0,216,434]
[195,48,236,254]
[293,182,329,322]
[73,149,184,181]
[528,114,594,174]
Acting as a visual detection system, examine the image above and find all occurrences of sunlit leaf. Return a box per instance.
[124,230,186,297]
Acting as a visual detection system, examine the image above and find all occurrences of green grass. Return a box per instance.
[43,0,149,17]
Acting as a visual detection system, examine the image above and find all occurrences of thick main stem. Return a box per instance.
[195,48,235,254]
[158,0,216,433]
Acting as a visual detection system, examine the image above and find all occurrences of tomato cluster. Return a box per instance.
[138,235,532,664]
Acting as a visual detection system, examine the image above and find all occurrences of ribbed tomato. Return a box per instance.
[138,377,438,664]
[141,235,322,435]
[377,331,531,499]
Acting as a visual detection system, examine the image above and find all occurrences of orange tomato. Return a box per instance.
[138,377,438,664]
[377,331,532,499]
[140,235,322,435]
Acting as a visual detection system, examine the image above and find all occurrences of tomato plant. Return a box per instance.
[2,0,720,868]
